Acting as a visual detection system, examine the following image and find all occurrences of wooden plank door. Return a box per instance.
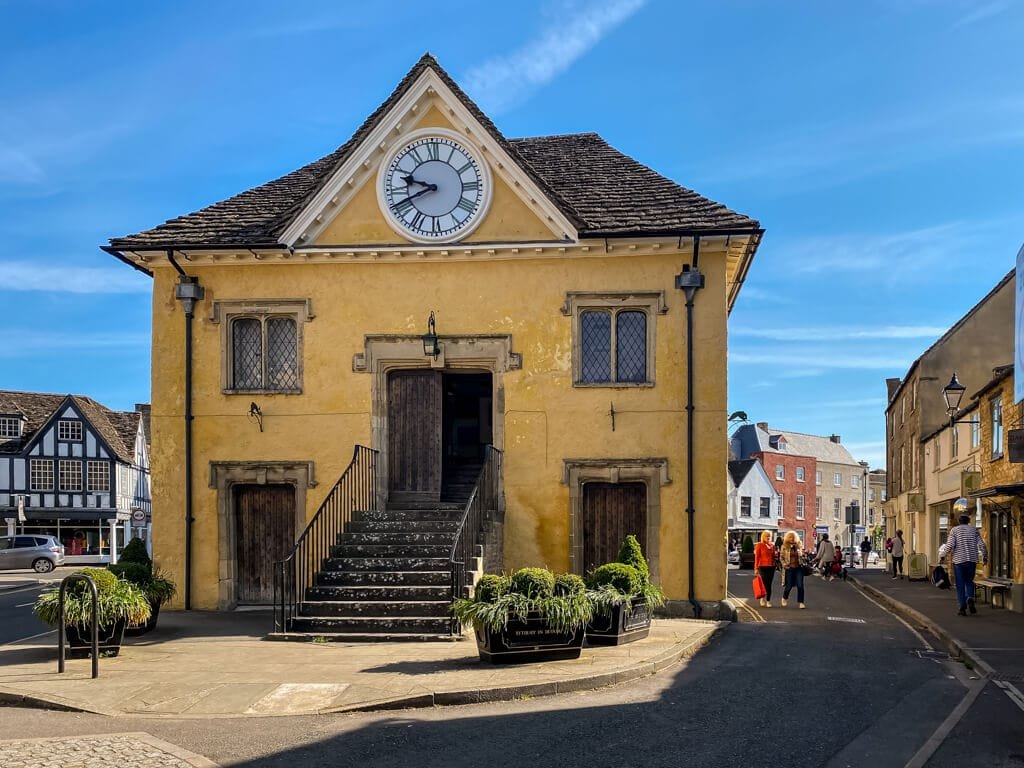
[388,370,442,499]
[582,482,647,574]
[235,484,295,604]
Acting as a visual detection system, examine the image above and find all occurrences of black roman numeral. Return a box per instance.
[455,161,473,175]
[426,142,439,160]
[462,181,479,192]
[411,212,425,231]
[391,197,415,215]
[456,197,476,213]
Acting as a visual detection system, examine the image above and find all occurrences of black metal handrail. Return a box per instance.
[273,445,377,632]
[449,446,502,634]
[58,573,99,679]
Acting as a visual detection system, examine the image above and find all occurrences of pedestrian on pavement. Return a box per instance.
[779,531,806,608]
[814,533,836,580]
[938,512,988,616]
[754,530,778,607]
[833,545,847,581]
[891,530,906,579]
[860,537,871,568]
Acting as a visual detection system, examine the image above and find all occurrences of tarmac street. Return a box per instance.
[1,566,1021,766]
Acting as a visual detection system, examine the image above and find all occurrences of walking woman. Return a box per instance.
[754,530,778,607]
[780,531,806,608]
[891,529,906,579]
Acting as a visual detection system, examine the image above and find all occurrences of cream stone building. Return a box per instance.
[105,55,763,636]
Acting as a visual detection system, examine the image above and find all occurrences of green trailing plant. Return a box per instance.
[453,567,594,634]
[34,567,151,629]
[616,535,650,584]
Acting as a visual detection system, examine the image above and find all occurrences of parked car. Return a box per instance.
[727,548,740,565]
[0,535,65,572]
[841,547,861,566]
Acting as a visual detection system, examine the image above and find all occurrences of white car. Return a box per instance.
[727,549,740,565]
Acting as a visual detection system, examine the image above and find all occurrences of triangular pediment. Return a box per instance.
[281,56,578,248]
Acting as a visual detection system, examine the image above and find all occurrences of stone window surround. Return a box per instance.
[562,457,669,584]
[210,299,315,395]
[561,291,667,388]
[353,333,521,510]
[209,460,317,610]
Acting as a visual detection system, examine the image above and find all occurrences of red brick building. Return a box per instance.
[752,440,817,544]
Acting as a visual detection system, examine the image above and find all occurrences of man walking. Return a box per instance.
[859,536,872,569]
[939,507,988,616]
[814,533,836,581]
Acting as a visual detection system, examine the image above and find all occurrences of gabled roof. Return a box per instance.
[728,459,758,487]
[107,54,760,252]
[0,390,140,463]
[733,423,859,466]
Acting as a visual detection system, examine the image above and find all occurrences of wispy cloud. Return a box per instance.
[0,261,151,293]
[731,325,947,341]
[696,94,1024,191]
[734,287,791,305]
[0,330,149,357]
[463,0,646,113]
[731,351,912,370]
[951,0,1011,28]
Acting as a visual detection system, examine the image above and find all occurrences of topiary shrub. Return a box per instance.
[473,574,509,603]
[509,567,555,599]
[554,573,586,597]
[587,562,642,595]
[741,536,755,553]
[118,538,151,566]
[108,561,150,585]
[616,535,650,584]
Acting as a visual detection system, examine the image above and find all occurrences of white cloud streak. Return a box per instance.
[951,0,1011,28]
[0,261,151,293]
[0,330,149,357]
[463,0,646,114]
[731,325,947,341]
[730,351,912,369]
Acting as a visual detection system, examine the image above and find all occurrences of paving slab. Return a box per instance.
[0,732,218,768]
[0,610,727,718]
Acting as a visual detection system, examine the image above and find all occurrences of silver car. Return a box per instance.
[0,535,65,573]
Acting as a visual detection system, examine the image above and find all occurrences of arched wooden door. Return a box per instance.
[582,482,647,574]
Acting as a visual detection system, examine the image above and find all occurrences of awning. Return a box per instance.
[729,519,777,531]
[2,509,125,522]
[969,483,1024,499]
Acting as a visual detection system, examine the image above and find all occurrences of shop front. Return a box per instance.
[4,510,131,565]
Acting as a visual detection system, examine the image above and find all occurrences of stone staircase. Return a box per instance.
[280,462,483,642]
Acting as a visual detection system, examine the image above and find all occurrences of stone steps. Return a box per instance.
[299,600,451,618]
[330,544,451,558]
[289,616,454,635]
[323,556,450,572]
[305,584,451,601]
[267,631,460,643]
[315,570,450,587]
[339,532,456,545]
[346,520,459,534]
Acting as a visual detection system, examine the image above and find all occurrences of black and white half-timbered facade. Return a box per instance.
[0,391,152,564]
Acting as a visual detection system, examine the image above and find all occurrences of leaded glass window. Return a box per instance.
[579,308,650,384]
[59,460,82,491]
[30,459,54,491]
[87,460,110,492]
[230,316,299,392]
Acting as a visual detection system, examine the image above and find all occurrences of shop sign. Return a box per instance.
[961,470,982,496]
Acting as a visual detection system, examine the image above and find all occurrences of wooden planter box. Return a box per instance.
[586,596,651,646]
[64,619,127,658]
[475,615,585,664]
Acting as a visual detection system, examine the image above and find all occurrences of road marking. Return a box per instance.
[904,677,988,768]
[15,602,35,608]
[725,591,765,623]
[852,582,933,651]
[994,680,1024,713]
[1,629,55,646]
[827,616,866,624]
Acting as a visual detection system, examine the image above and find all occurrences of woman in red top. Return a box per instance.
[753,530,778,607]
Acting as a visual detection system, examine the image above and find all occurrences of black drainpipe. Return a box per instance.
[168,251,203,610]
[675,236,705,619]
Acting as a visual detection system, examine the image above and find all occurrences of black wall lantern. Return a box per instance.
[422,311,440,359]
[942,372,967,420]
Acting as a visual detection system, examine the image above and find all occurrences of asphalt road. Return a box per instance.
[0,572,1021,767]
[0,579,57,646]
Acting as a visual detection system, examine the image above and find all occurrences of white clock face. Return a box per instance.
[381,134,489,242]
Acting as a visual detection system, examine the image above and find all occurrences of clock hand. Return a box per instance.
[390,184,437,209]
[402,174,427,187]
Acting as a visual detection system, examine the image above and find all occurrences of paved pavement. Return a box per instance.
[0,608,725,717]
[0,732,217,768]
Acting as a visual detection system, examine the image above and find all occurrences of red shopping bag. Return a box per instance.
[753,574,766,600]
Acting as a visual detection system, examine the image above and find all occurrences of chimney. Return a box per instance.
[886,378,901,401]
[755,422,768,431]
[830,434,841,443]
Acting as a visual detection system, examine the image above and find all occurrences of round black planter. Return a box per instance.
[64,619,127,658]
[586,596,651,646]
[475,615,586,664]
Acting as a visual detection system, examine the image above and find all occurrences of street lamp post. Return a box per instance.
[859,460,869,568]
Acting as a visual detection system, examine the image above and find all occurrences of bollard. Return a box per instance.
[57,573,99,679]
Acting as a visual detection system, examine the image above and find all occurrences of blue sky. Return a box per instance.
[1,0,1021,468]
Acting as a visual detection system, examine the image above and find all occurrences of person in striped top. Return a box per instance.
[938,512,988,616]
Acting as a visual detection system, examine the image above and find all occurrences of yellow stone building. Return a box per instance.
[105,55,762,633]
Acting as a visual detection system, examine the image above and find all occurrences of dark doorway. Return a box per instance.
[582,482,647,574]
[442,371,492,501]
[234,484,295,604]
